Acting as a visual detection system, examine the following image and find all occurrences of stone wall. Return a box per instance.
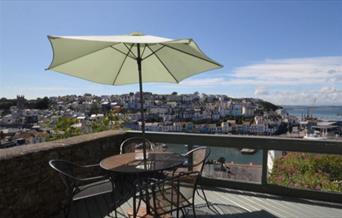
[0,130,126,218]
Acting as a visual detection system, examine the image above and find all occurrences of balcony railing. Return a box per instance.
[1,129,341,218]
[127,130,342,203]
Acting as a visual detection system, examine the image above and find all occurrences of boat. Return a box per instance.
[303,131,326,140]
[240,148,256,154]
[303,134,326,140]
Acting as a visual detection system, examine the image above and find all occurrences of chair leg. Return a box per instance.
[113,191,118,218]
[181,208,186,217]
[63,195,73,218]
[197,185,220,214]
[192,202,197,218]
[113,202,118,218]
[199,185,210,208]
[113,186,118,217]
[133,193,137,218]
[63,205,70,218]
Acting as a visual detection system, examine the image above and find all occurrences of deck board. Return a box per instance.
[54,186,342,218]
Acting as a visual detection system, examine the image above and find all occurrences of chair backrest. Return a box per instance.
[49,159,77,178]
[120,137,155,154]
[183,146,210,173]
[49,159,79,194]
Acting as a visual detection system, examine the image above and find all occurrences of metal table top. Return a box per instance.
[100,152,186,174]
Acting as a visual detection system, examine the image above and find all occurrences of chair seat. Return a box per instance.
[148,186,191,215]
[164,169,198,184]
[134,147,209,218]
[73,179,112,201]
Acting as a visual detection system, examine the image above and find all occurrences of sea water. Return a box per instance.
[165,106,341,165]
[166,143,262,165]
[283,105,342,121]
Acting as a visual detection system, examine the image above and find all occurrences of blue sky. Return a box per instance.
[0,1,341,105]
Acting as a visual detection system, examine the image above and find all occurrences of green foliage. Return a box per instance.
[0,98,17,111]
[35,97,50,109]
[91,117,110,132]
[0,97,50,111]
[89,102,100,115]
[269,153,342,192]
[48,111,124,141]
[258,100,281,111]
[50,117,80,140]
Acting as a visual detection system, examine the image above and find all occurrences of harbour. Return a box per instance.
[283,105,342,121]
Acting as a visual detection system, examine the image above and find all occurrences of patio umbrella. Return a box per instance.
[47,32,222,161]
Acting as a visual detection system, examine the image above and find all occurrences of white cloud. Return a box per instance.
[233,56,342,85]
[327,74,342,83]
[179,78,226,87]
[261,87,342,106]
[178,56,342,87]
[173,56,342,105]
[254,87,269,96]
[319,86,338,94]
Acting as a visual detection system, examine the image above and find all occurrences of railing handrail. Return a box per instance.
[127,130,342,154]
[127,130,342,203]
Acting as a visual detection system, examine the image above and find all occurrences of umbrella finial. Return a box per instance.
[130,32,144,36]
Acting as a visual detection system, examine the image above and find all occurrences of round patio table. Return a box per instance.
[100,152,186,217]
[100,152,186,173]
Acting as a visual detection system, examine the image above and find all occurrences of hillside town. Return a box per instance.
[0,92,341,148]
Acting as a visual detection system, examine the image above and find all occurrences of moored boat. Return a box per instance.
[240,148,256,154]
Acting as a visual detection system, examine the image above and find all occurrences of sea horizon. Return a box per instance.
[282,105,342,121]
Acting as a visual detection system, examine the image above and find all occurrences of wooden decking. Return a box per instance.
[54,186,342,218]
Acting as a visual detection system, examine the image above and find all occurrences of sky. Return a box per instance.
[0,0,341,106]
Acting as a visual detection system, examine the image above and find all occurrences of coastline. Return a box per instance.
[282,105,342,121]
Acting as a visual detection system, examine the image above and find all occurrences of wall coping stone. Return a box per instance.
[0,129,126,160]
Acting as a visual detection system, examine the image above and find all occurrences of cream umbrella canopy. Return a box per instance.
[47,32,222,161]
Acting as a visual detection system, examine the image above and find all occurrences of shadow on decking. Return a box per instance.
[187,210,278,218]
[204,186,342,210]
[54,193,268,218]
[53,186,342,218]
[184,203,278,218]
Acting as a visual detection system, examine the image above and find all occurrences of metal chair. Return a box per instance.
[175,147,212,211]
[135,171,201,218]
[49,160,114,218]
[120,137,155,154]
[181,146,210,173]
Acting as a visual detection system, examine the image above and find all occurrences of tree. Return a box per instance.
[258,100,281,111]
[89,102,99,115]
[52,117,80,139]
[0,98,16,111]
[35,97,50,109]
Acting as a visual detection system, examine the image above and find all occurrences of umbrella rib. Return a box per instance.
[110,46,136,60]
[112,44,134,85]
[161,44,222,67]
[146,45,179,83]
[140,44,147,58]
[142,45,166,61]
[123,43,137,58]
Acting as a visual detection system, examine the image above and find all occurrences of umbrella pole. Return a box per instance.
[137,43,147,161]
